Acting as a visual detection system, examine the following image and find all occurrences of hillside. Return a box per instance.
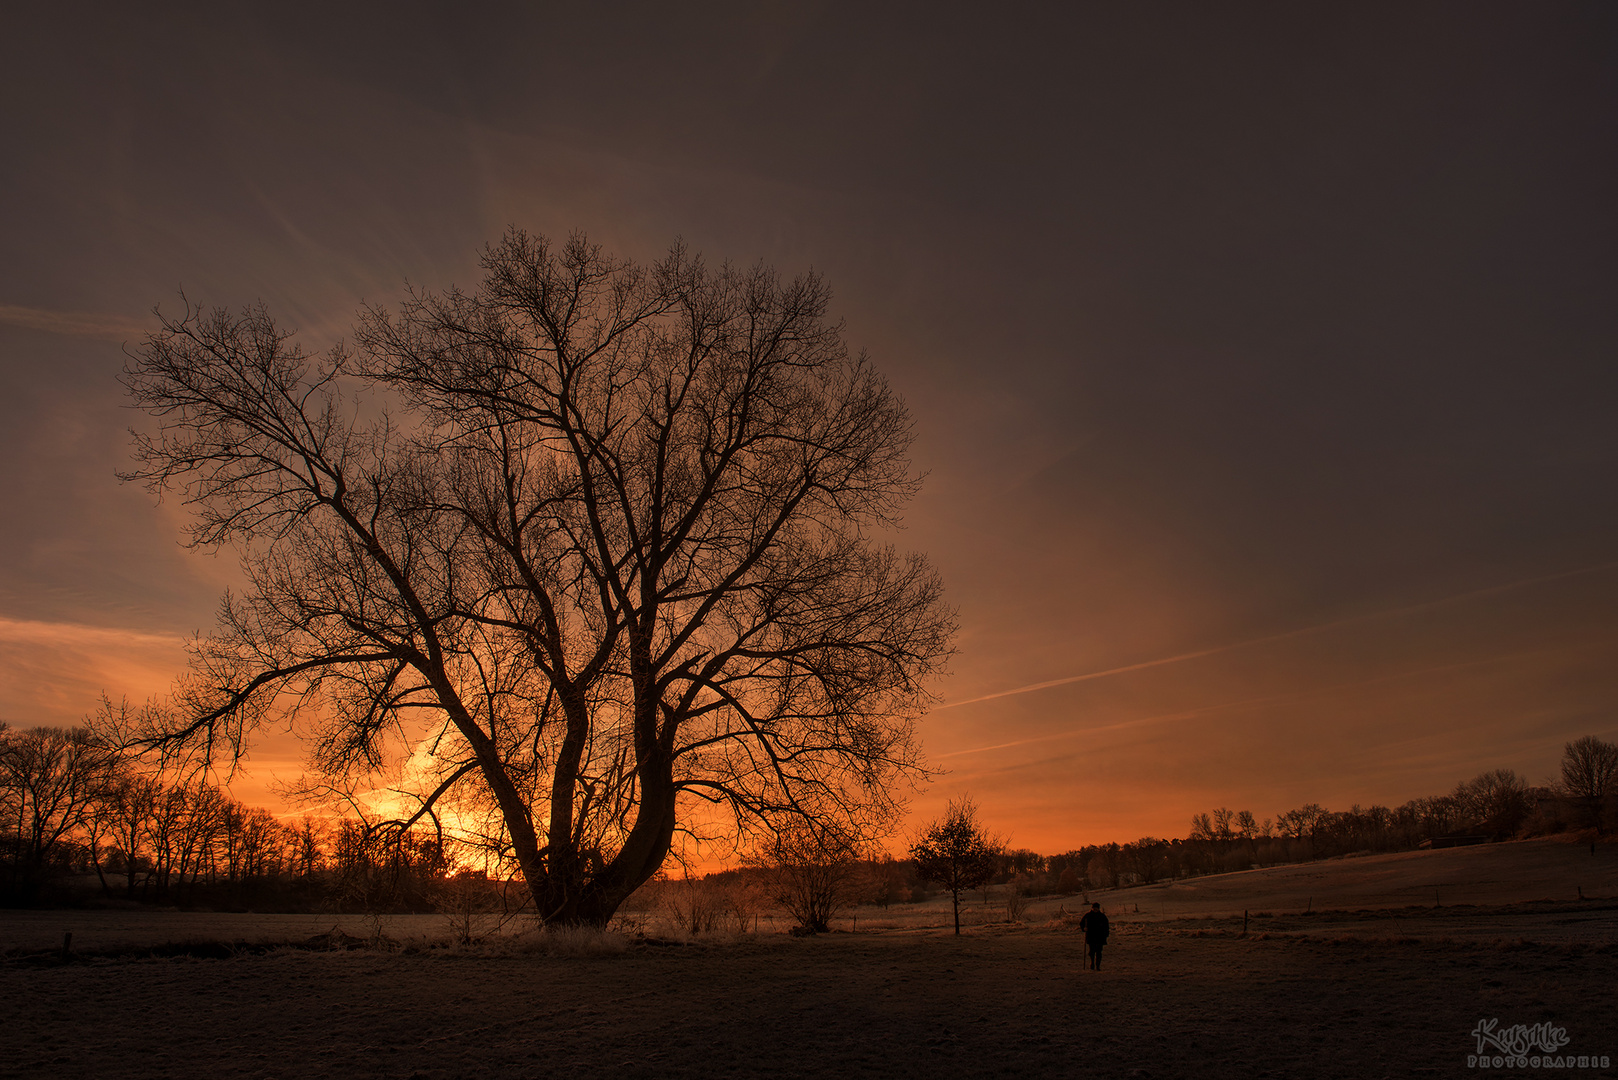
[1099,836,1618,919]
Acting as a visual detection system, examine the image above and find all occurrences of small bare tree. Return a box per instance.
[750,821,865,934]
[657,874,731,936]
[1004,881,1030,922]
[909,796,1001,936]
[435,870,502,945]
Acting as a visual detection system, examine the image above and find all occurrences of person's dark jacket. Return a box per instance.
[1079,910,1110,944]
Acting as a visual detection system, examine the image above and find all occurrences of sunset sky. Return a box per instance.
[3,4,1616,854]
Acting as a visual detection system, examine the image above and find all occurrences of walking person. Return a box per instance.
[1078,902,1110,970]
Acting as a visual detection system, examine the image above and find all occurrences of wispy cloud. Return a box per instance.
[0,303,149,341]
[938,560,1618,711]
[0,616,189,727]
[934,642,1601,761]
[0,616,185,649]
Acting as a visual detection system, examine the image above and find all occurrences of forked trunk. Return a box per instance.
[525,763,679,925]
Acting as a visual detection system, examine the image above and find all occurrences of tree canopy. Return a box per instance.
[910,795,1000,935]
[1560,736,1618,801]
[124,231,954,923]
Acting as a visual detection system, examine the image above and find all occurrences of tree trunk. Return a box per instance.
[528,751,679,925]
[89,846,111,897]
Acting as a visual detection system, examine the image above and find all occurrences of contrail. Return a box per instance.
[0,303,147,340]
[936,559,1618,711]
[933,702,1250,759]
[935,642,1597,761]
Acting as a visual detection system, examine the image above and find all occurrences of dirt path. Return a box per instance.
[5,924,1615,1079]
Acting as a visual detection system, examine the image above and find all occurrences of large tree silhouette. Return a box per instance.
[124,231,954,924]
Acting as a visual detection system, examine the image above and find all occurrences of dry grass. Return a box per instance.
[504,923,633,958]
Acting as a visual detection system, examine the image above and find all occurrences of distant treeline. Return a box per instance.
[0,720,477,911]
[994,745,1616,896]
[4,716,1614,911]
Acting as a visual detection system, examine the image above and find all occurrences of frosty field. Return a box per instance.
[4,840,1615,1079]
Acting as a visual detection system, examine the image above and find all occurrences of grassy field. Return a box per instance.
[849,836,1618,935]
[3,838,1615,1078]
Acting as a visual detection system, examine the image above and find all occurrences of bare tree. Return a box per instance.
[123,231,955,924]
[1560,735,1618,799]
[330,818,448,913]
[97,773,161,898]
[656,872,756,936]
[1234,810,1258,839]
[1274,803,1329,840]
[290,817,328,880]
[910,796,1001,936]
[1125,837,1169,884]
[749,820,866,934]
[1452,768,1531,836]
[0,726,120,899]
[1560,735,1618,833]
[1004,879,1031,922]
[435,869,505,945]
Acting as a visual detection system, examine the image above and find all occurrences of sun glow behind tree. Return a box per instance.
[123,232,955,922]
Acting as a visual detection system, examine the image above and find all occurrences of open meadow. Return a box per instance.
[4,839,1616,1078]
